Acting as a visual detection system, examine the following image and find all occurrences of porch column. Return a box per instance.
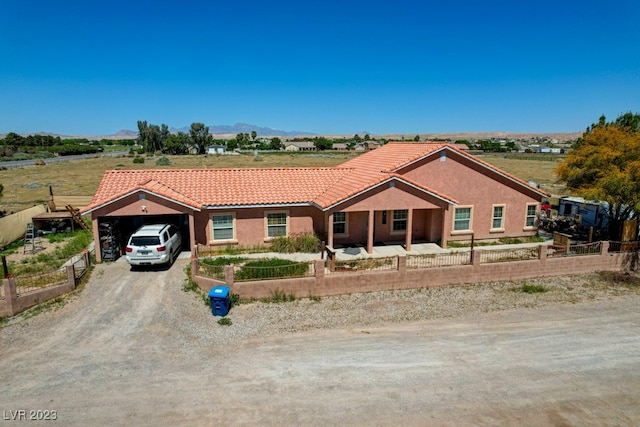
[405,208,413,252]
[441,207,448,249]
[327,212,334,248]
[367,210,374,254]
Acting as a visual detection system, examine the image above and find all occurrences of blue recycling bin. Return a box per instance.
[208,286,231,317]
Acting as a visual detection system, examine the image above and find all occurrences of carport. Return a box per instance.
[82,187,199,263]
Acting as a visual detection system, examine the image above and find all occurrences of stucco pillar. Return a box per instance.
[314,259,325,282]
[188,212,196,257]
[92,220,102,263]
[66,265,75,288]
[539,244,548,264]
[405,209,413,252]
[224,265,234,286]
[327,212,334,248]
[367,210,374,254]
[441,207,449,249]
[3,277,18,316]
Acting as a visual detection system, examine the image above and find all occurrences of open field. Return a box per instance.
[0,152,359,213]
[0,151,565,214]
[478,153,567,197]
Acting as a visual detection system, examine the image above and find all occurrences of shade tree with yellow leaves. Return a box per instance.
[556,112,640,241]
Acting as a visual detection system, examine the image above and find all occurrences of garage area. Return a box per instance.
[96,213,191,262]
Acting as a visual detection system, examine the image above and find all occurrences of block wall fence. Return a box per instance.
[192,242,625,300]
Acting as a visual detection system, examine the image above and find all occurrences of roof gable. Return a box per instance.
[340,142,549,198]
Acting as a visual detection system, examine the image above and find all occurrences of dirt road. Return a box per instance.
[1,259,639,425]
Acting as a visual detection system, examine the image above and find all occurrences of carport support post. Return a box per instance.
[92,220,102,263]
[367,210,374,254]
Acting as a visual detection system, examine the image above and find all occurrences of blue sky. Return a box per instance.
[1,0,639,136]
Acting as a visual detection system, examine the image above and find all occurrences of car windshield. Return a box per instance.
[131,236,161,246]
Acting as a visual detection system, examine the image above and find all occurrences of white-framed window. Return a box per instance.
[333,212,348,235]
[265,211,288,238]
[453,206,472,232]
[525,204,538,228]
[211,213,235,241]
[491,205,505,231]
[392,209,408,232]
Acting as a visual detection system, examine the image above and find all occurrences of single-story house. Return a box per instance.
[284,141,316,151]
[82,142,548,262]
[206,145,226,155]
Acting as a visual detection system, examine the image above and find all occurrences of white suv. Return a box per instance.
[125,224,182,266]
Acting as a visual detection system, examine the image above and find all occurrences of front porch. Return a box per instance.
[330,241,448,259]
[325,207,447,255]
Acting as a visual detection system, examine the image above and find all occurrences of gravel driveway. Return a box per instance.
[1,258,639,425]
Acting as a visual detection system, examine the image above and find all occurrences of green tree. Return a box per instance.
[414,134,420,141]
[189,122,211,154]
[251,130,257,141]
[136,120,148,149]
[556,113,640,240]
[314,137,332,150]
[226,139,238,151]
[164,132,189,155]
[4,132,23,145]
[147,124,163,153]
[269,137,283,150]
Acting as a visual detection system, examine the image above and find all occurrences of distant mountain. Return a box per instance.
[170,122,316,137]
[113,129,138,138]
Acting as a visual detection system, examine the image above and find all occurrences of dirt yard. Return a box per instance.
[0,258,639,425]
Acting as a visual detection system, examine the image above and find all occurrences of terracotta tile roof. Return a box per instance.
[83,142,545,214]
[314,168,457,209]
[340,142,449,172]
[84,168,355,212]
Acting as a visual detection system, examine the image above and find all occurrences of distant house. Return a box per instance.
[83,142,548,262]
[284,141,316,151]
[332,142,349,151]
[207,145,226,155]
[354,141,381,151]
[537,147,562,154]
